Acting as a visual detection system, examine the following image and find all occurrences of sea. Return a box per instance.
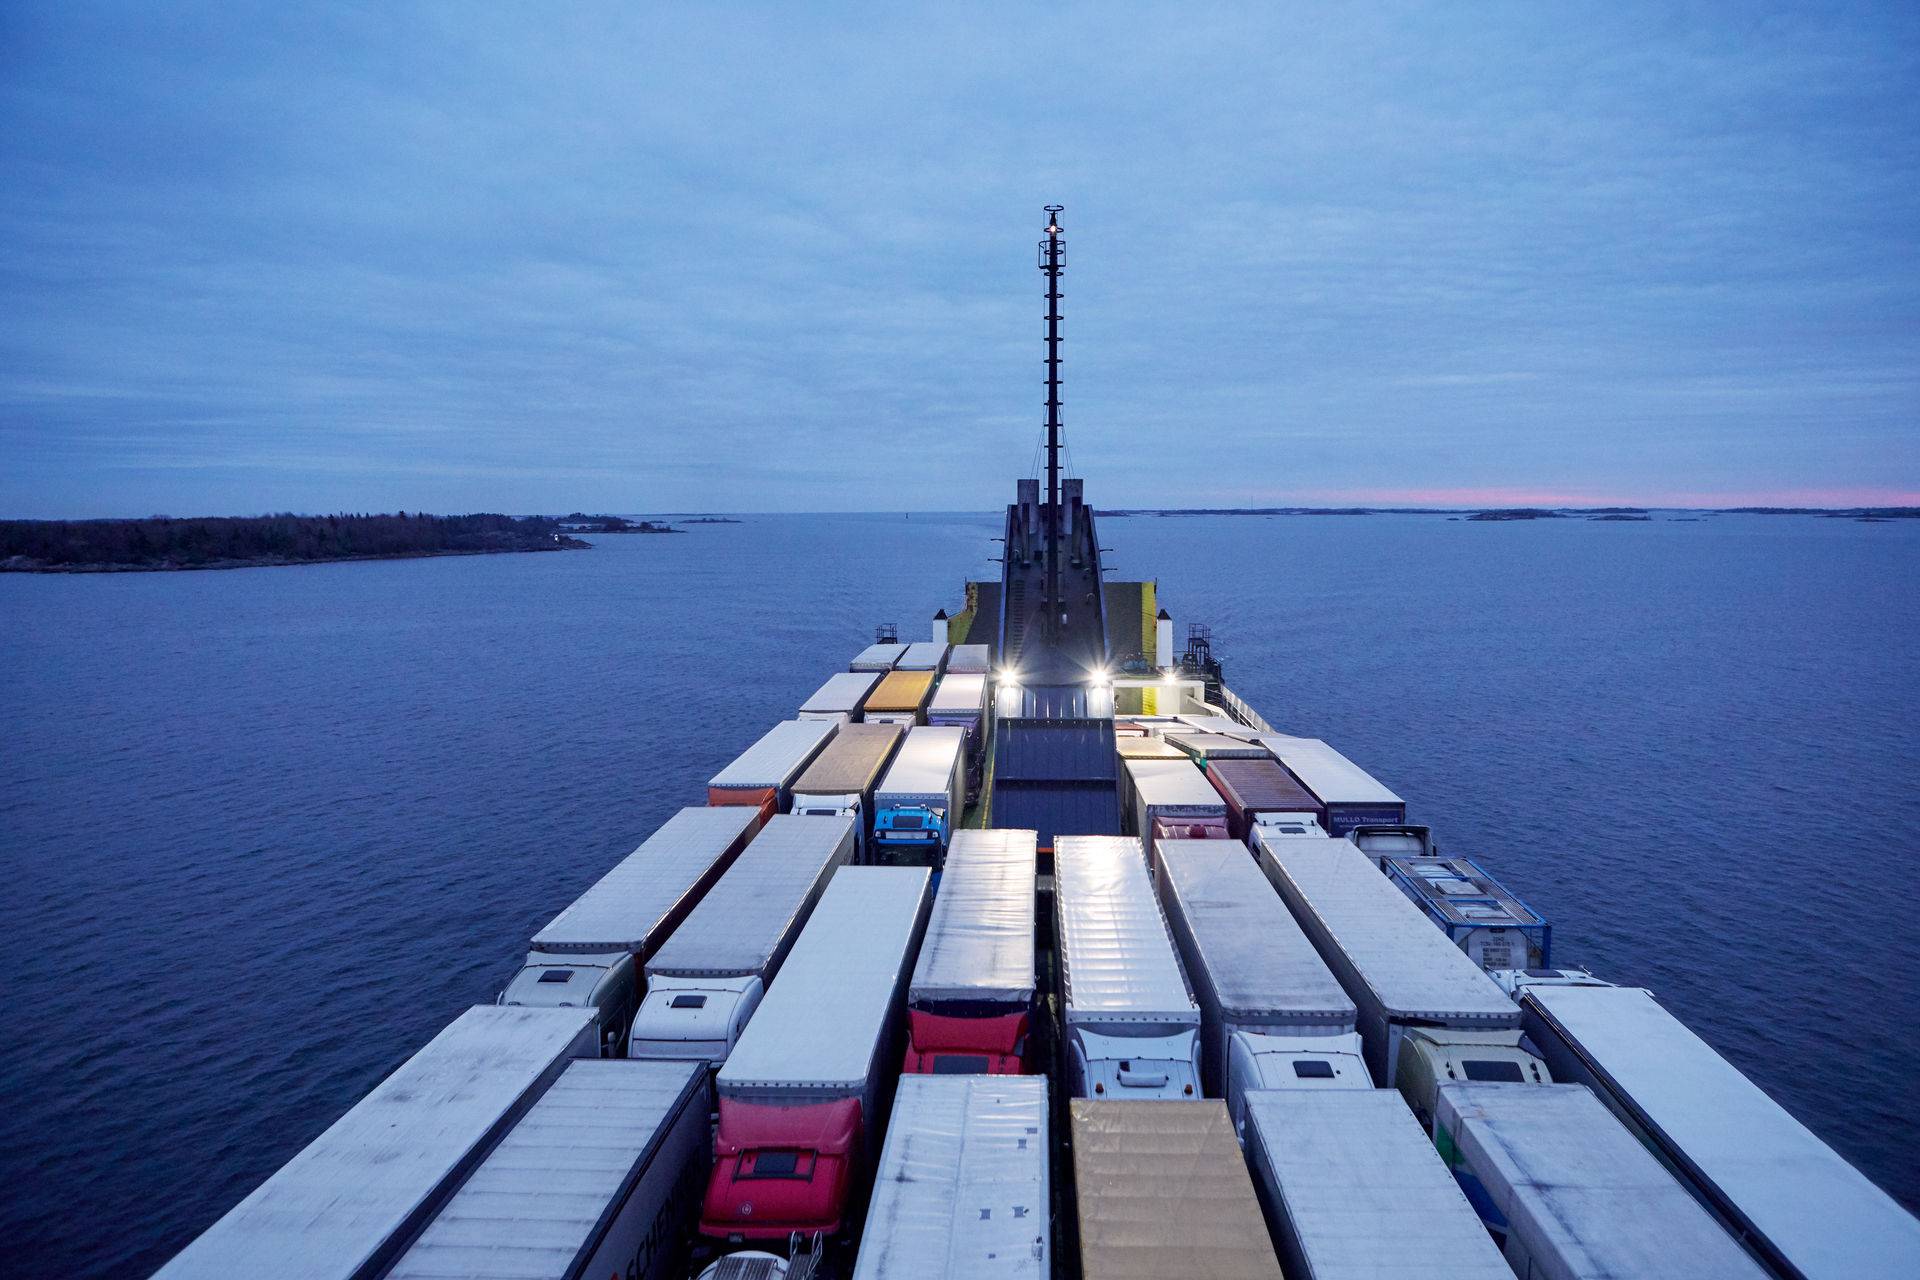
[3,510,1917,1277]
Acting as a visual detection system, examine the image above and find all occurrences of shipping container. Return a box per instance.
[1121,755,1230,858]
[1240,1090,1510,1280]
[863,669,936,726]
[703,867,933,1243]
[1254,829,1516,1087]
[1384,854,1551,972]
[631,814,857,1066]
[799,671,883,724]
[947,643,991,674]
[1168,732,1270,762]
[904,828,1037,1075]
[851,1076,1049,1279]
[1205,757,1323,840]
[1434,1082,1770,1280]
[507,806,762,1055]
[1054,834,1201,1099]
[850,643,909,672]
[708,719,839,818]
[1250,734,1407,836]
[895,641,948,672]
[1154,840,1363,1128]
[872,726,967,868]
[790,722,905,844]
[1071,1100,1283,1280]
[1519,983,1920,1280]
[153,1006,599,1280]
[1347,822,1435,868]
[386,1060,711,1280]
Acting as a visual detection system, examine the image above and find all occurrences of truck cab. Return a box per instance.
[1071,1027,1202,1101]
[626,973,764,1066]
[871,803,947,868]
[1394,1027,1551,1131]
[497,951,636,1057]
[792,793,861,820]
[1226,1029,1369,1135]
[1253,812,1329,841]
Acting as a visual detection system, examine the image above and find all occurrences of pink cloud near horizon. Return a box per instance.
[1266,486,1920,509]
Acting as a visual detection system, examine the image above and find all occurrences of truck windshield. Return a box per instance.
[889,814,924,829]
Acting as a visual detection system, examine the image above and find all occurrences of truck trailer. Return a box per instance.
[926,671,988,743]
[849,643,908,672]
[789,721,904,846]
[1054,834,1201,1100]
[946,643,991,674]
[1204,757,1323,841]
[903,828,1037,1075]
[1384,853,1551,972]
[894,641,948,672]
[629,814,856,1066]
[871,725,967,868]
[1250,734,1407,837]
[798,671,882,724]
[702,866,932,1244]
[707,718,839,820]
[862,669,936,726]
[1121,755,1230,857]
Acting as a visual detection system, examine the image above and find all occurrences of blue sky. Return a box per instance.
[2,1,1915,516]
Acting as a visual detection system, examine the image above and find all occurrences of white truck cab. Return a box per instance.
[1394,1027,1550,1130]
[792,792,862,820]
[1488,967,1615,998]
[497,951,635,1057]
[1252,812,1329,840]
[626,972,764,1066]
[1226,1030,1368,1134]
[1072,1028,1201,1101]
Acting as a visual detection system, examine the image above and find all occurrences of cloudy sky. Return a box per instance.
[3,1,1915,516]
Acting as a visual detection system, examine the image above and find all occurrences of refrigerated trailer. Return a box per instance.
[1154,840,1364,1128]
[707,719,839,819]
[1054,834,1201,1100]
[1255,829,1518,1089]
[1517,981,1920,1280]
[903,828,1036,1075]
[799,671,882,724]
[702,866,933,1243]
[1205,757,1323,841]
[503,805,762,1056]
[630,814,856,1066]
[386,1059,712,1280]
[1384,853,1551,972]
[789,722,904,844]
[1251,734,1407,837]
[871,725,966,868]
[1240,1089,1510,1280]
[850,1076,1050,1279]
[153,1006,599,1280]
[1121,756,1230,856]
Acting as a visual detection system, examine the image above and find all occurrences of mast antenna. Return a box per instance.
[1040,206,1065,635]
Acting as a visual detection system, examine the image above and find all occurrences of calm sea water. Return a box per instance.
[3,511,1916,1277]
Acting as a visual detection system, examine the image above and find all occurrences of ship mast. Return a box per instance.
[1041,206,1065,638]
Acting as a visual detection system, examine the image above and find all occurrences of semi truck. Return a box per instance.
[861,668,935,726]
[1250,734,1407,837]
[504,805,763,1056]
[870,725,966,869]
[1121,755,1230,858]
[1053,834,1201,1100]
[902,828,1037,1075]
[1383,852,1551,972]
[789,721,904,848]
[707,718,839,820]
[798,671,883,724]
[701,866,932,1247]
[628,814,856,1067]
[1154,839,1366,1130]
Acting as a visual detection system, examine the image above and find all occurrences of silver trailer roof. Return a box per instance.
[643,814,855,979]
[1241,1089,1510,1280]
[910,829,1036,1005]
[153,1006,596,1280]
[708,718,838,790]
[1174,715,1259,737]
[947,644,991,674]
[850,643,909,671]
[1435,1083,1768,1280]
[1257,832,1516,1024]
[1525,984,1920,1280]
[1124,756,1227,809]
[929,671,988,715]
[1170,733,1270,759]
[800,670,882,714]
[387,1059,705,1280]
[718,866,930,1095]
[876,725,966,803]
[1157,841,1354,1025]
[1054,835,1197,1026]
[1252,735,1403,806]
[853,1076,1050,1279]
[531,806,760,955]
[896,641,948,671]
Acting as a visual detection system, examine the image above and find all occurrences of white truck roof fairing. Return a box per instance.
[1522,984,1920,1280]
[387,1059,709,1280]
[895,642,949,671]
[850,643,909,672]
[909,829,1037,1007]
[644,814,855,980]
[1054,835,1197,1029]
[1251,734,1403,806]
[153,1006,598,1280]
[928,672,988,716]
[1241,1090,1510,1280]
[717,866,931,1100]
[531,806,759,956]
[852,1076,1049,1279]
[708,719,838,791]
[875,725,966,806]
[1435,1082,1769,1280]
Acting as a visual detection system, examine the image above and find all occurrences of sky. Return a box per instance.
[2,1,1916,517]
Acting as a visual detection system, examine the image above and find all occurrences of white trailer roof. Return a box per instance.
[1435,1083,1767,1280]
[1252,735,1403,805]
[896,641,948,671]
[1054,835,1197,1026]
[851,643,909,671]
[388,1059,704,1280]
[719,866,930,1095]
[1175,715,1259,737]
[153,1006,596,1280]
[709,719,837,790]
[531,806,760,955]
[929,672,988,715]
[1125,756,1227,809]
[1158,841,1354,1026]
[947,644,991,674]
[1241,1090,1510,1280]
[1171,733,1270,759]
[1525,985,1920,1280]
[801,670,882,714]
[853,1076,1050,1279]
[644,814,854,979]
[876,726,966,803]
[1257,832,1515,1024]
[910,829,1036,1005]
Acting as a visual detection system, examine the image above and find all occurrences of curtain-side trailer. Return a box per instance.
[894,641,948,672]
[1121,756,1230,859]
[903,828,1037,1075]
[863,669,936,726]
[707,718,839,820]
[789,722,905,847]
[799,671,882,724]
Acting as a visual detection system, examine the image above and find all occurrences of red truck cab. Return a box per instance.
[901,1008,1028,1075]
[701,1097,862,1241]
